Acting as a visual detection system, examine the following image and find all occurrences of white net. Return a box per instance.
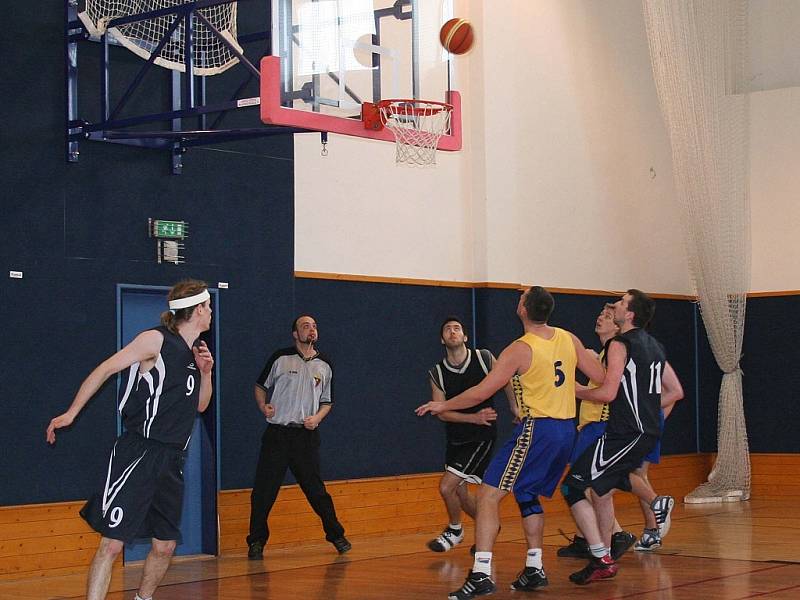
[78,1,242,76]
[642,0,751,502]
[379,100,453,167]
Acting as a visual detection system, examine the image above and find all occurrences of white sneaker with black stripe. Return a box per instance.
[651,495,675,533]
[427,526,464,552]
[659,510,673,538]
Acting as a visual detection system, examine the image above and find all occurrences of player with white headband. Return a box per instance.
[46,279,214,600]
[168,289,210,311]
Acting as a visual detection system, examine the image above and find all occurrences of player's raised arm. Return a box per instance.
[417,341,529,416]
[570,332,606,384]
[46,329,163,444]
[575,339,626,404]
[491,353,520,420]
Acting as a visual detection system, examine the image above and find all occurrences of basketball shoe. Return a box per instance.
[651,495,675,530]
[428,526,464,552]
[448,571,496,599]
[510,567,548,591]
[569,555,618,585]
[557,534,591,558]
[634,528,662,551]
[610,530,637,559]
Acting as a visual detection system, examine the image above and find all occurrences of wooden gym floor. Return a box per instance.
[1,498,797,599]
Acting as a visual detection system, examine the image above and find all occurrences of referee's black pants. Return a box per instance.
[247,425,345,546]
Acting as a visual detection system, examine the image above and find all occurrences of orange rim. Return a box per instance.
[378,99,453,117]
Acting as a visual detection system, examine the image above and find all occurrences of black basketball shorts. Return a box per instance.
[445,438,495,484]
[80,431,186,543]
[564,432,658,497]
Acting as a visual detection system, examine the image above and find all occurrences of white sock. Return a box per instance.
[473,551,492,576]
[589,543,608,559]
[449,523,462,531]
[525,548,542,569]
[134,595,152,600]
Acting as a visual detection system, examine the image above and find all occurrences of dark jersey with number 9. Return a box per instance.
[118,326,201,448]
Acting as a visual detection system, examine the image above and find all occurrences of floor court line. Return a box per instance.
[597,562,792,600]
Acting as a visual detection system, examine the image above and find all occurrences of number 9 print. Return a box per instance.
[108,506,124,528]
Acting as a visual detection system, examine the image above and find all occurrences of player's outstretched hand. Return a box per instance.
[46,413,75,444]
[415,401,446,416]
[193,341,214,375]
[473,407,497,426]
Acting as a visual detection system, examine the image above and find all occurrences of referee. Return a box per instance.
[247,315,350,559]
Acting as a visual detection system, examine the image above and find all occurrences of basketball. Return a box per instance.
[439,18,474,55]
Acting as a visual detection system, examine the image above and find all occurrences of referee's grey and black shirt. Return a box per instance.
[256,347,333,426]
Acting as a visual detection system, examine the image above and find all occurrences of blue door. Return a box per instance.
[118,285,219,561]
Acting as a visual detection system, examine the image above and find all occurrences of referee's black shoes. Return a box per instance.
[247,540,264,560]
[332,536,352,554]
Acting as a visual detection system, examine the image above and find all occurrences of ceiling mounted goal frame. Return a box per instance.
[65,0,312,174]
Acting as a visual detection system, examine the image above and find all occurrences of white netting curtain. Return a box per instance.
[642,0,751,502]
[78,1,242,76]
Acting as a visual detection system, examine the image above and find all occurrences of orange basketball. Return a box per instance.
[439,18,474,55]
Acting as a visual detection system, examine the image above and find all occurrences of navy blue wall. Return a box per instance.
[741,296,800,452]
[1,4,294,505]
[697,296,800,453]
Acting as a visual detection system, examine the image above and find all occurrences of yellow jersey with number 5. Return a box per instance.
[513,328,577,419]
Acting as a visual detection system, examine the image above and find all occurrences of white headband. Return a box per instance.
[168,290,210,311]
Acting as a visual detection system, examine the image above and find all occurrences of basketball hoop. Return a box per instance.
[377,99,453,166]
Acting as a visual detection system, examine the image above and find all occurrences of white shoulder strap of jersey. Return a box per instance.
[475,349,490,376]
[432,364,446,394]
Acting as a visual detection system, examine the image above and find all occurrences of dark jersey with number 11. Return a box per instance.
[604,328,666,439]
[117,326,201,449]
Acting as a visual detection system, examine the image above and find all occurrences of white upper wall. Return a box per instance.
[475,1,688,293]
[293,0,477,283]
[294,1,798,293]
[294,133,476,282]
[750,86,800,292]
[744,0,800,93]
[745,2,800,292]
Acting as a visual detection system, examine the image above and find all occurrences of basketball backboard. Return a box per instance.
[261,0,462,150]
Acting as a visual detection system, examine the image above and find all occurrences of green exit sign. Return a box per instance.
[149,219,188,239]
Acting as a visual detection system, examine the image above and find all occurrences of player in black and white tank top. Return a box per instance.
[562,290,683,585]
[429,347,497,444]
[602,327,666,439]
[119,325,202,449]
[46,281,214,600]
[424,317,511,554]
